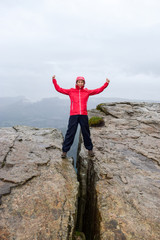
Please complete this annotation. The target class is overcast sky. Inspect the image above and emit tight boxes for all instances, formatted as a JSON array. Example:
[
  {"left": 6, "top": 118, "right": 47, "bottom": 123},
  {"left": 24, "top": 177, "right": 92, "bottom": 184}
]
[{"left": 0, "top": 0, "right": 160, "bottom": 101}]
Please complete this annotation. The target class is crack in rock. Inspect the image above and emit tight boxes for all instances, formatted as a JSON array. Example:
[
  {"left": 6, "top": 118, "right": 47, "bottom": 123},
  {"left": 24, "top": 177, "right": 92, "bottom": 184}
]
[{"left": 1, "top": 135, "right": 18, "bottom": 168}]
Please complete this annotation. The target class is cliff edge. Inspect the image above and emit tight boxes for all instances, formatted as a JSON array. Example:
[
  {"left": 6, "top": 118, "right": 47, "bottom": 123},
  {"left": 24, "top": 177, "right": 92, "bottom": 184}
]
[
  {"left": 1, "top": 102, "right": 160, "bottom": 240},
  {"left": 0, "top": 126, "right": 79, "bottom": 240},
  {"left": 77, "top": 102, "right": 160, "bottom": 240}
]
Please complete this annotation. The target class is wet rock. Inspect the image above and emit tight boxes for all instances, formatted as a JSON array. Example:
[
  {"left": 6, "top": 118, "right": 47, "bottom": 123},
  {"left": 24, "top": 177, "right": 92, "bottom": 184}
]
[
  {"left": 0, "top": 126, "right": 79, "bottom": 240},
  {"left": 77, "top": 102, "right": 160, "bottom": 240}
]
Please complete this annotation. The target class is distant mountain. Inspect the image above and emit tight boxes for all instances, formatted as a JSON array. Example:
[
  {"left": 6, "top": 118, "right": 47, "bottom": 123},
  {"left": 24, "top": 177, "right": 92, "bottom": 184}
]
[
  {"left": 0, "top": 96, "right": 159, "bottom": 129},
  {"left": 0, "top": 97, "right": 69, "bottom": 128}
]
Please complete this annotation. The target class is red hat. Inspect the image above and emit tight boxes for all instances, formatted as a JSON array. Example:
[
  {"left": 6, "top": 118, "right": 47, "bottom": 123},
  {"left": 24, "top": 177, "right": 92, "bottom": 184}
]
[{"left": 76, "top": 76, "right": 85, "bottom": 83}]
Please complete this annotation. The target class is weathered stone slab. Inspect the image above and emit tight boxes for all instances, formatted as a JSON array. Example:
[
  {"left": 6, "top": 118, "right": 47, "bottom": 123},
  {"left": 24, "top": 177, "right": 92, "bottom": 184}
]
[
  {"left": 78, "top": 102, "right": 160, "bottom": 240},
  {"left": 0, "top": 126, "right": 79, "bottom": 240}
]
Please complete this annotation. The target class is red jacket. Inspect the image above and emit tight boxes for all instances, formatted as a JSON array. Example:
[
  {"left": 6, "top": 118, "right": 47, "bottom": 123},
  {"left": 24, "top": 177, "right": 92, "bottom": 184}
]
[{"left": 52, "top": 79, "right": 109, "bottom": 115}]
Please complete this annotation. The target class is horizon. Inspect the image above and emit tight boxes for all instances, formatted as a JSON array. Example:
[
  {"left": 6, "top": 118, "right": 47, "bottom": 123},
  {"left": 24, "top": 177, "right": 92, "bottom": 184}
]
[{"left": 1, "top": 95, "right": 160, "bottom": 103}]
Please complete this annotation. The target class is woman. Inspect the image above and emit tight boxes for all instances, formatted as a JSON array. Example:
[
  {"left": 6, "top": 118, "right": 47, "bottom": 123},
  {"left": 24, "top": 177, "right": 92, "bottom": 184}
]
[{"left": 52, "top": 75, "right": 110, "bottom": 158}]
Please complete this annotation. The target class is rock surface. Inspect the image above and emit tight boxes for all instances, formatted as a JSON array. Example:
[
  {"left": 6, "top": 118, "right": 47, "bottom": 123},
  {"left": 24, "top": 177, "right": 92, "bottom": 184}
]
[
  {"left": 0, "top": 126, "right": 79, "bottom": 240},
  {"left": 77, "top": 102, "right": 160, "bottom": 240}
]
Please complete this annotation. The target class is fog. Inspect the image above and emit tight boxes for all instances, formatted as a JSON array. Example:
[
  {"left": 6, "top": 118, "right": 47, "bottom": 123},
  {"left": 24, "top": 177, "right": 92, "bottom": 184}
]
[{"left": 0, "top": 0, "right": 160, "bottom": 101}]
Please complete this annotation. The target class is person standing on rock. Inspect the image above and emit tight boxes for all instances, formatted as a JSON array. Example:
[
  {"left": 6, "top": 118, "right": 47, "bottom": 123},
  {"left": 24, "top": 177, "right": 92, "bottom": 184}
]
[{"left": 52, "top": 75, "right": 110, "bottom": 158}]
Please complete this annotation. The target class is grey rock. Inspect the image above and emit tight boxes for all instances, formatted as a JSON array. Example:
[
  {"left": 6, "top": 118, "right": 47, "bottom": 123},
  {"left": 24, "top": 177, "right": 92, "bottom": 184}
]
[
  {"left": 0, "top": 126, "right": 79, "bottom": 240},
  {"left": 77, "top": 102, "right": 160, "bottom": 240}
]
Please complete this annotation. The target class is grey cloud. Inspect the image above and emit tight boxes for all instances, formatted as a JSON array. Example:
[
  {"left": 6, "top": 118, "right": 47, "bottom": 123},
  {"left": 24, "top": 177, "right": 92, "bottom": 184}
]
[{"left": 0, "top": 0, "right": 160, "bottom": 101}]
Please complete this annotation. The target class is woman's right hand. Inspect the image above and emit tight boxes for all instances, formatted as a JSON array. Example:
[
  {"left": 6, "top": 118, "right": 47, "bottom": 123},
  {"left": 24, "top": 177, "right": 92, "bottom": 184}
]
[{"left": 52, "top": 75, "right": 56, "bottom": 80}]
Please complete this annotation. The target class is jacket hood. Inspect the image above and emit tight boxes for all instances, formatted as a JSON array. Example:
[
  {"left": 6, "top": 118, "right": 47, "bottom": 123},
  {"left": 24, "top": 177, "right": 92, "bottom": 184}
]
[
  {"left": 76, "top": 76, "right": 85, "bottom": 84},
  {"left": 76, "top": 76, "right": 85, "bottom": 89}
]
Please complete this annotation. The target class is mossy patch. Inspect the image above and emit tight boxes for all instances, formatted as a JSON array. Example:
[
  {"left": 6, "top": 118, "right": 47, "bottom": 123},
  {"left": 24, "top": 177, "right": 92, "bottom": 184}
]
[
  {"left": 96, "top": 103, "right": 105, "bottom": 112},
  {"left": 89, "top": 116, "right": 104, "bottom": 127},
  {"left": 73, "top": 231, "right": 86, "bottom": 240}
]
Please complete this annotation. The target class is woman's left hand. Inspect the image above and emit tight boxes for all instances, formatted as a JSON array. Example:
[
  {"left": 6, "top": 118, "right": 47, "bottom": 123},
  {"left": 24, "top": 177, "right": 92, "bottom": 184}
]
[{"left": 106, "top": 78, "right": 110, "bottom": 83}]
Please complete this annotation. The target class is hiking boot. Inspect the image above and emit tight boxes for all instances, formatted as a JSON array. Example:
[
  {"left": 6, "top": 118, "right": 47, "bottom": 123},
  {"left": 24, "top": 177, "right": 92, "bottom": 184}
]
[
  {"left": 88, "top": 150, "right": 95, "bottom": 157},
  {"left": 61, "top": 152, "right": 67, "bottom": 158}
]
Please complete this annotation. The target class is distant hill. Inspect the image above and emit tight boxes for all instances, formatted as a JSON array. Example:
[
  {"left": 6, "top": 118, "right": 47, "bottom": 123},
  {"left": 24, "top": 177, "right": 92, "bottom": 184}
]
[
  {"left": 0, "top": 96, "right": 159, "bottom": 129},
  {"left": 0, "top": 97, "right": 69, "bottom": 129}
]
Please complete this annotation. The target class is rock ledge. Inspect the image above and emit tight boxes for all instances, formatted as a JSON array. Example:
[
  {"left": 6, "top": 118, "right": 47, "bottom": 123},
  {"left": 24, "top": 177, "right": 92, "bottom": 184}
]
[
  {"left": 0, "top": 126, "right": 79, "bottom": 240},
  {"left": 77, "top": 102, "right": 160, "bottom": 240}
]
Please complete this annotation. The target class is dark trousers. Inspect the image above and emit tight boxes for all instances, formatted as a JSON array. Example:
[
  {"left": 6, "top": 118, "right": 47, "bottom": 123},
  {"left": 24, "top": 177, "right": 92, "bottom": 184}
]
[{"left": 62, "top": 115, "right": 93, "bottom": 152}]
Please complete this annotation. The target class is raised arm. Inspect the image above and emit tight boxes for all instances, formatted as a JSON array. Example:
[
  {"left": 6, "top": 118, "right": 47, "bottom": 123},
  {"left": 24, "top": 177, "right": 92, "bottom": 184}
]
[
  {"left": 87, "top": 78, "right": 110, "bottom": 96},
  {"left": 52, "top": 75, "right": 70, "bottom": 95}
]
